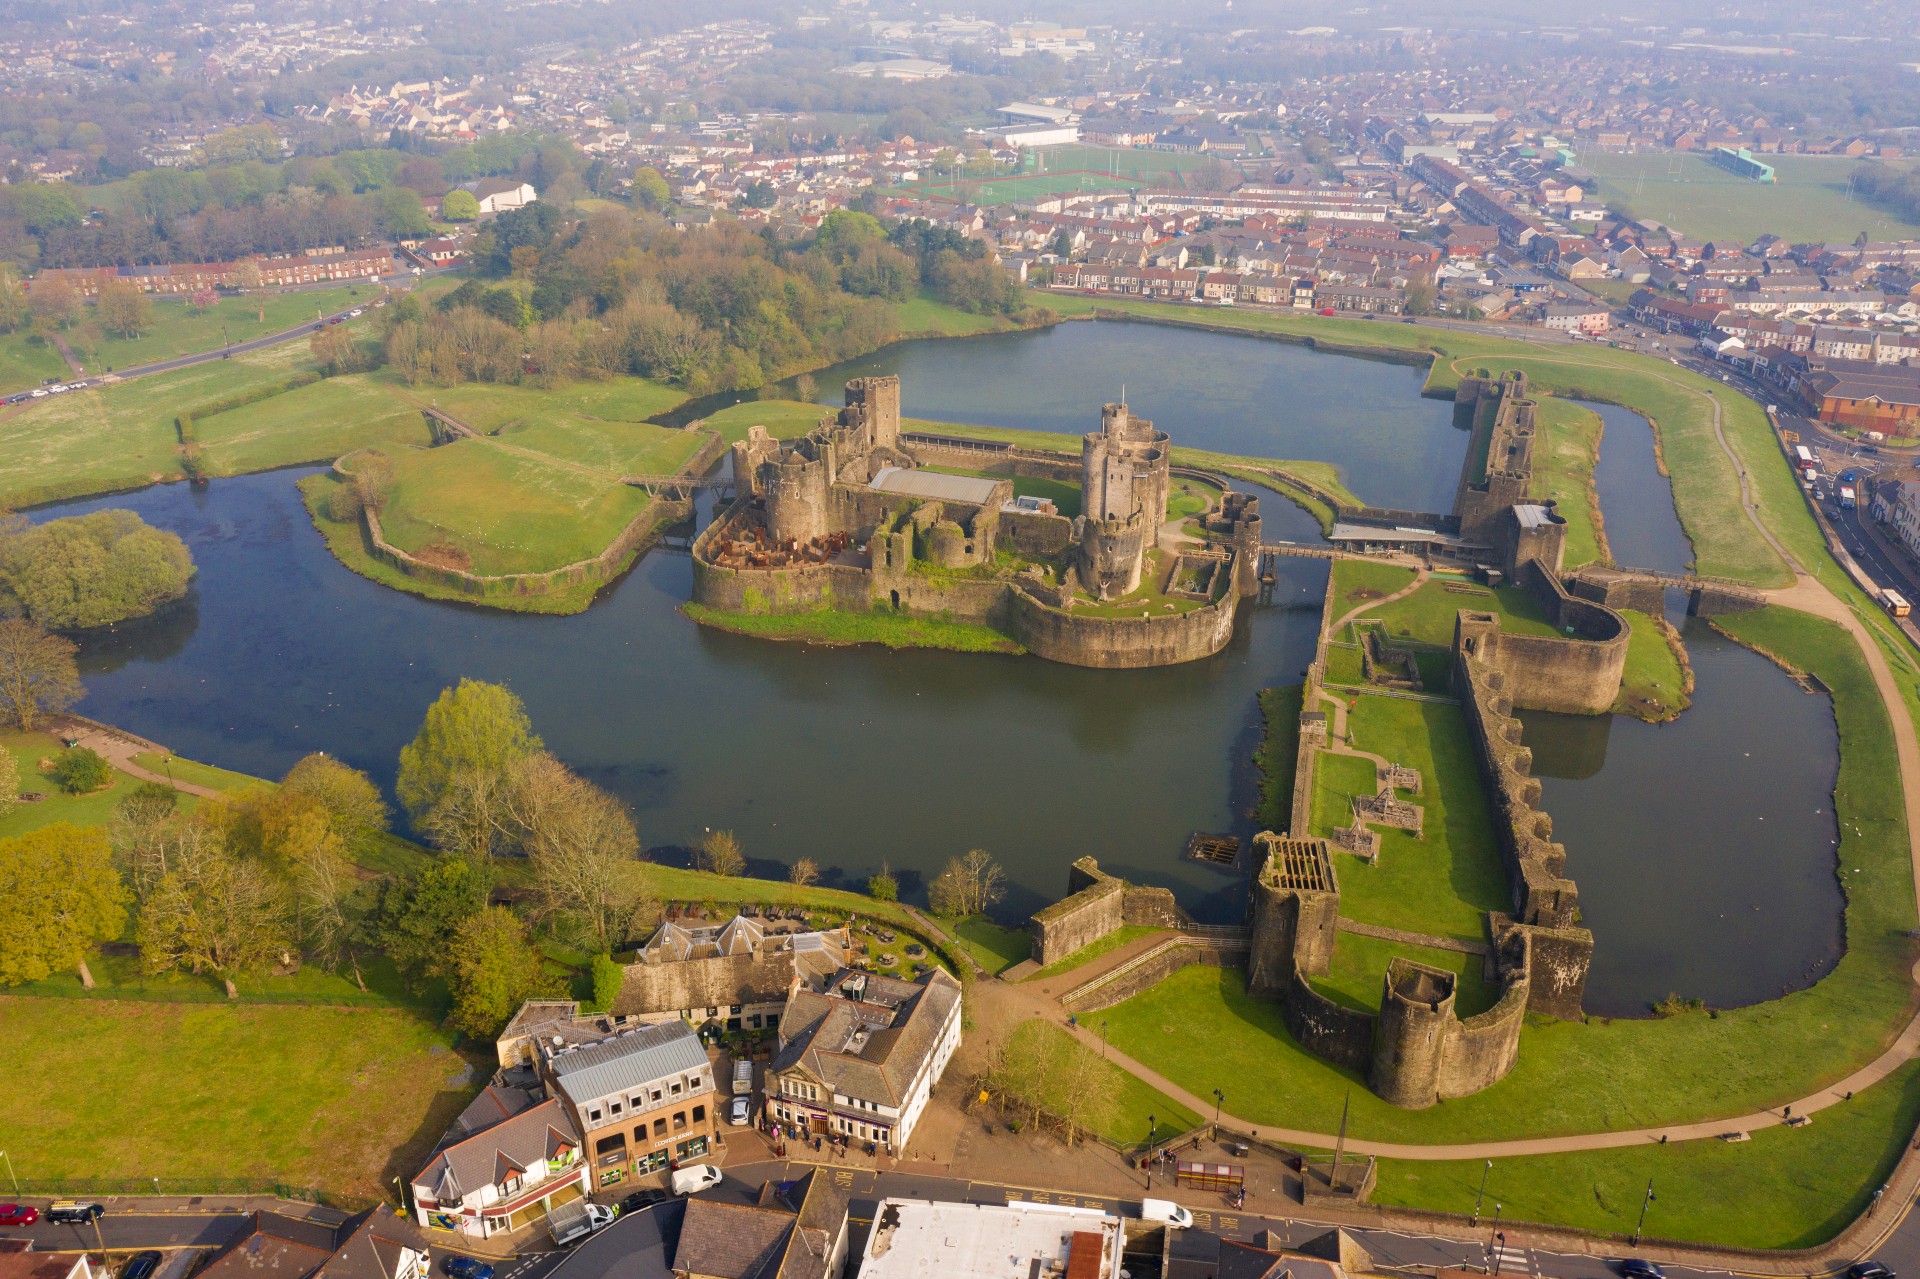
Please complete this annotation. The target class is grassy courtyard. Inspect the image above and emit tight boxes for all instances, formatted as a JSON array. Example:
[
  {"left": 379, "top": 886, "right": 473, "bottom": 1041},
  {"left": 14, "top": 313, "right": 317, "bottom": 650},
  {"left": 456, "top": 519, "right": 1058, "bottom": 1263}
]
[
  {"left": 1311, "top": 931, "right": 1498, "bottom": 1019},
  {"left": 1530, "top": 398, "right": 1606, "bottom": 569}
]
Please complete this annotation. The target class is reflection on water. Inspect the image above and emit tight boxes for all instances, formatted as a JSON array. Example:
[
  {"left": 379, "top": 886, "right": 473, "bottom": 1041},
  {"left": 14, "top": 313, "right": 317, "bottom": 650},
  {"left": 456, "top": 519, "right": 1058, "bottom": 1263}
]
[{"left": 1520, "top": 624, "right": 1843, "bottom": 1015}]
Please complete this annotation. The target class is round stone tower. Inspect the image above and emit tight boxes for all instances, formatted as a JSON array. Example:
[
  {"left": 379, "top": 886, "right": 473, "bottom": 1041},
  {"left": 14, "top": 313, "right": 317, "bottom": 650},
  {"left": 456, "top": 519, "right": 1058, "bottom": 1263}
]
[
  {"left": 1371, "top": 958, "right": 1457, "bottom": 1109},
  {"left": 766, "top": 451, "right": 831, "bottom": 545},
  {"left": 1078, "top": 508, "right": 1149, "bottom": 599}
]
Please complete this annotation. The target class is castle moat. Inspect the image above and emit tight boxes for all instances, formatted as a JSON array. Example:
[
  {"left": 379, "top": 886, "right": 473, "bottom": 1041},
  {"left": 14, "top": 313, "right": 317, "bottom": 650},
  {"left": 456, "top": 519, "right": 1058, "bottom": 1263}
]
[{"left": 38, "top": 324, "right": 1845, "bottom": 1015}]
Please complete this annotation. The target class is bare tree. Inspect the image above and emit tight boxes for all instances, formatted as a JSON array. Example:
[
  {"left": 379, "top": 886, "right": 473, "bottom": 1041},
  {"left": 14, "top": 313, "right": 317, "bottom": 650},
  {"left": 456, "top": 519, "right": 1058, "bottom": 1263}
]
[
  {"left": 512, "top": 754, "right": 655, "bottom": 951},
  {"left": 0, "top": 618, "right": 84, "bottom": 731},
  {"left": 419, "top": 767, "right": 518, "bottom": 860},
  {"left": 928, "top": 848, "right": 1006, "bottom": 918},
  {"left": 789, "top": 858, "right": 820, "bottom": 890},
  {"left": 297, "top": 845, "right": 367, "bottom": 987},
  {"left": 699, "top": 829, "right": 746, "bottom": 878}
]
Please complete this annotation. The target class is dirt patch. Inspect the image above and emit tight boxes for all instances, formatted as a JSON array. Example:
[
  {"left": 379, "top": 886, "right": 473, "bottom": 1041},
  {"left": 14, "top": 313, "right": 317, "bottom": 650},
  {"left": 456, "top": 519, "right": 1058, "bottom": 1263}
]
[
  {"left": 1344, "top": 587, "right": 1385, "bottom": 603},
  {"left": 413, "top": 541, "right": 473, "bottom": 572}
]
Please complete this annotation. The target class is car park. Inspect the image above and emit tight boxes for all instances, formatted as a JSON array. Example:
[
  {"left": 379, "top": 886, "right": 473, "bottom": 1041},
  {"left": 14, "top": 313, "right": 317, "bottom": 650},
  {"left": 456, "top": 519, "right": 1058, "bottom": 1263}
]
[
  {"left": 443, "top": 1256, "right": 494, "bottom": 1279},
  {"left": 121, "top": 1252, "right": 162, "bottom": 1279},
  {"left": 0, "top": 1204, "right": 39, "bottom": 1225}
]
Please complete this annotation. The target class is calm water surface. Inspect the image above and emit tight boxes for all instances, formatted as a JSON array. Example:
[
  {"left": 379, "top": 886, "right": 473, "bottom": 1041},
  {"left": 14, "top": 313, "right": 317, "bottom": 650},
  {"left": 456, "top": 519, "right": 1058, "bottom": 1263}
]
[{"left": 38, "top": 324, "right": 1846, "bottom": 1012}]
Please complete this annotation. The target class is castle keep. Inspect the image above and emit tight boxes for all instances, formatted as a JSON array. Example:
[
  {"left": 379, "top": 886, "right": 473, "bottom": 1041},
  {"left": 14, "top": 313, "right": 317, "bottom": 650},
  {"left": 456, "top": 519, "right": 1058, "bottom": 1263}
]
[{"left": 690, "top": 375, "right": 1265, "bottom": 669}]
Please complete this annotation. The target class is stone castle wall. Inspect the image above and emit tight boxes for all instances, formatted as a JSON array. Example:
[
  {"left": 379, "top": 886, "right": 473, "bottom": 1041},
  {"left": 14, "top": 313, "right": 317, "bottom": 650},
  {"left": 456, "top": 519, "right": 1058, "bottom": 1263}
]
[
  {"left": 1005, "top": 583, "right": 1241, "bottom": 669},
  {"left": 1028, "top": 857, "right": 1189, "bottom": 966}
]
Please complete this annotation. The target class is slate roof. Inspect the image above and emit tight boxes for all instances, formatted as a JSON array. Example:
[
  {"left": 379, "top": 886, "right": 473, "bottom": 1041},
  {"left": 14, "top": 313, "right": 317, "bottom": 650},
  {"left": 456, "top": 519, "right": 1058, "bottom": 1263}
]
[
  {"left": 456, "top": 1083, "right": 538, "bottom": 1137},
  {"left": 772, "top": 969, "right": 963, "bottom": 1107},
  {"left": 869, "top": 466, "right": 1004, "bottom": 506},
  {"left": 1808, "top": 367, "right": 1920, "bottom": 409},
  {"left": 412, "top": 1098, "right": 579, "bottom": 1202},
  {"left": 314, "top": 1218, "right": 428, "bottom": 1279},
  {"left": 672, "top": 1201, "right": 794, "bottom": 1279},
  {"left": 548, "top": 1021, "right": 707, "bottom": 1107},
  {"left": 197, "top": 1213, "right": 346, "bottom": 1279},
  {"left": 613, "top": 922, "right": 848, "bottom": 1020}
]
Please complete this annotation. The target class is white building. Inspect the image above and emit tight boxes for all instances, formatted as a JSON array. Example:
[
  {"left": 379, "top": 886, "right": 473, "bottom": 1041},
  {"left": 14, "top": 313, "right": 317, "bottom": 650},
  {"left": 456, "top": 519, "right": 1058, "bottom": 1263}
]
[
  {"left": 463, "top": 178, "right": 538, "bottom": 214},
  {"left": 767, "top": 968, "right": 962, "bottom": 1154},
  {"left": 1874, "top": 479, "right": 1920, "bottom": 564},
  {"left": 855, "top": 1200, "right": 1123, "bottom": 1279},
  {"left": 409, "top": 1097, "right": 589, "bottom": 1239}
]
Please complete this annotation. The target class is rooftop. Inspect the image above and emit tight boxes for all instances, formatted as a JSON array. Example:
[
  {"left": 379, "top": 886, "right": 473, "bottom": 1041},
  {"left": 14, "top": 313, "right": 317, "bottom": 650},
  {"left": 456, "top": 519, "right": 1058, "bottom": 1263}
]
[
  {"left": 857, "top": 1199, "right": 1121, "bottom": 1279},
  {"left": 549, "top": 1020, "right": 709, "bottom": 1105},
  {"left": 869, "top": 467, "right": 1004, "bottom": 506}
]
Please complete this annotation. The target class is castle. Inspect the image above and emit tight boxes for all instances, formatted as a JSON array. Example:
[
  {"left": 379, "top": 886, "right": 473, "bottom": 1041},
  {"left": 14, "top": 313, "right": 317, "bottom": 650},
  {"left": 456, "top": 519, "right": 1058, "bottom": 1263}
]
[
  {"left": 1026, "top": 371, "right": 1762, "bottom": 1108},
  {"left": 690, "top": 375, "right": 1267, "bottom": 668}
]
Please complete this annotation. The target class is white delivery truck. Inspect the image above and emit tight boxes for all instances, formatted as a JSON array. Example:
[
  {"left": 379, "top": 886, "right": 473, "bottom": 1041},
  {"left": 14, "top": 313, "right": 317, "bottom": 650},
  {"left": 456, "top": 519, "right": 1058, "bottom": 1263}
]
[
  {"left": 733, "top": 1060, "right": 753, "bottom": 1095},
  {"left": 547, "top": 1200, "right": 618, "bottom": 1247},
  {"left": 672, "top": 1164, "right": 725, "bottom": 1196},
  {"left": 1140, "top": 1199, "right": 1194, "bottom": 1229}
]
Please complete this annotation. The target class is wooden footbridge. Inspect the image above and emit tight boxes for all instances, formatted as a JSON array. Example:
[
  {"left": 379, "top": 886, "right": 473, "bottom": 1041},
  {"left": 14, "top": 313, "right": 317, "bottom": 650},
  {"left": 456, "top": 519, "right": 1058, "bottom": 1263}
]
[{"left": 620, "top": 472, "right": 736, "bottom": 500}]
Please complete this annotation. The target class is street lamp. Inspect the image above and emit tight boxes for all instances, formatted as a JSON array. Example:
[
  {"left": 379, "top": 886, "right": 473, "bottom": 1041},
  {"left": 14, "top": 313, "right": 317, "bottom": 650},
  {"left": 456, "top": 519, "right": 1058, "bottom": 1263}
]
[
  {"left": 1472, "top": 1158, "right": 1490, "bottom": 1226},
  {"left": 1212, "top": 1089, "right": 1224, "bottom": 1140},
  {"left": 1489, "top": 1204, "right": 1503, "bottom": 1276},
  {"left": 1631, "top": 1177, "right": 1655, "bottom": 1246}
]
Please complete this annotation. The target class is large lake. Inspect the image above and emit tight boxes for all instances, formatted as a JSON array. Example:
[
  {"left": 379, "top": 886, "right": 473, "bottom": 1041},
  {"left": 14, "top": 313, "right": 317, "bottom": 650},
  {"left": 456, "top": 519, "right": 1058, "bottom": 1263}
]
[{"left": 42, "top": 322, "right": 1844, "bottom": 1011}]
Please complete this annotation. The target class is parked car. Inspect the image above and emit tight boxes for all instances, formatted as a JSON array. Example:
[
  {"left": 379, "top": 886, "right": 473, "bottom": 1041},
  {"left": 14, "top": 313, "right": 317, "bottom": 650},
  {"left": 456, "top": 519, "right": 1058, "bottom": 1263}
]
[
  {"left": 0, "top": 1204, "right": 39, "bottom": 1226},
  {"left": 1618, "top": 1261, "right": 1665, "bottom": 1279},
  {"left": 348, "top": 309, "right": 364, "bottom": 317},
  {"left": 443, "top": 1256, "right": 494, "bottom": 1279},
  {"left": 671, "top": 1164, "right": 723, "bottom": 1196},
  {"left": 121, "top": 1251, "right": 162, "bottom": 1279},
  {"left": 729, "top": 1095, "right": 752, "bottom": 1126},
  {"left": 47, "top": 1201, "right": 105, "bottom": 1224},
  {"left": 619, "top": 1189, "right": 670, "bottom": 1215},
  {"left": 1849, "top": 1264, "right": 1895, "bottom": 1279}
]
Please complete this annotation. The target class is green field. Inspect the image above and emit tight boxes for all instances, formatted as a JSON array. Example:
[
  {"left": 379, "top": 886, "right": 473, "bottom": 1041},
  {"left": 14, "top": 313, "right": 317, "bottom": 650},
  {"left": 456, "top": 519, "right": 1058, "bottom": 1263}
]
[
  {"left": 1312, "top": 931, "right": 1498, "bottom": 1018},
  {"left": 1, "top": 995, "right": 475, "bottom": 1200},
  {"left": 1617, "top": 609, "right": 1690, "bottom": 720},
  {"left": 1005, "top": 1020, "right": 1202, "bottom": 1146},
  {"left": 1531, "top": 398, "right": 1605, "bottom": 568},
  {"left": 0, "top": 287, "right": 380, "bottom": 396},
  {"left": 905, "top": 145, "right": 1228, "bottom": 206},
  {"left": 1578, "top": 152, "right": 1920, "bottom": 246},
  {"left": 950, "top": 916, "right": 1035, "bottom": 975}
]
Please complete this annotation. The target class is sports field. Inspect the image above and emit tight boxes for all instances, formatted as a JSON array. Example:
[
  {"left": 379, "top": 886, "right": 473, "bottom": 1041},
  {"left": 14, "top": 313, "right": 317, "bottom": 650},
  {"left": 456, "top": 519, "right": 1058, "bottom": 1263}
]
[
  {"left": 907, "top": 144, "right": 1228, "bottom": 206},
  {"left": 1579, "top": 151, "right": 1920, "bottom": 245}
]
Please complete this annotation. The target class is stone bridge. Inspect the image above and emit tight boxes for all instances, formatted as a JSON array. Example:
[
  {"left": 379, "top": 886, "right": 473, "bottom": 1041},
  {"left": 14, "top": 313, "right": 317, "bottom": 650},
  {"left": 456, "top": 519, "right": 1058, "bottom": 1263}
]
[{"left": 1566, "top": 563, "right": 1767, "bottom": 619}]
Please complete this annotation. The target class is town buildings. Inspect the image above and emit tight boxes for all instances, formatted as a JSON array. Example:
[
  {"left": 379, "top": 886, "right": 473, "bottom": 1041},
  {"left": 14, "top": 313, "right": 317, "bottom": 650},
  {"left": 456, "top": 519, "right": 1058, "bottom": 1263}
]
[
  {"left": 544, "top": 1019, "right": 720, "bottom": 1180},
  {"left": 766, "top": 968, "right": 963, "bottom": 1153},
  {"left": 409, "top": 1098, "right": 589, "bottom": 1239}
]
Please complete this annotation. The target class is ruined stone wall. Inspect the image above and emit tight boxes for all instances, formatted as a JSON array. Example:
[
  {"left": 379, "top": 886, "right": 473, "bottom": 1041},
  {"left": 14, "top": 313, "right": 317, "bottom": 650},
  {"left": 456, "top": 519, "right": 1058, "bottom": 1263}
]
[
  {"left": 1507, "top": 918, "right": 1594, "bottom": 1021},
  {"left": 1463, "top": 562, "right": 1629, "bottom": 716},
  {"left": 904, "top": 439, "right": 1081, "bottom": 485},
  {"left": 1122, "top": 885, "right": 1185, "bottom": 929},
  {"left": 999, "top": 508, "right": 1075, "bottom": 558},
  {"left": 1281, "top": 974, "right": 1375, "bottom": 1075},
  {"left": 1029, "top": 858, "right": 1126, "bottom": 966},
  {"left": 1006, "top": 581, "right": 1240, "bottom": 669},
  {"left": 1566, "top": 569, "right": 1667, "bottom": 617},
  {"left": 1062, "top": 942, "right": 1244, "bottom": 1013}
]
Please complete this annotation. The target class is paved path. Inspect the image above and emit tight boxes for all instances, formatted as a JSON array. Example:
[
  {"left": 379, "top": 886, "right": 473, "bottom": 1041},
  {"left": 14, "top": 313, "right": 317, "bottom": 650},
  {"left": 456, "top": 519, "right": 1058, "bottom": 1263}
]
[{"left": 48, "top": 716, "right": 221, "bottom": 799}]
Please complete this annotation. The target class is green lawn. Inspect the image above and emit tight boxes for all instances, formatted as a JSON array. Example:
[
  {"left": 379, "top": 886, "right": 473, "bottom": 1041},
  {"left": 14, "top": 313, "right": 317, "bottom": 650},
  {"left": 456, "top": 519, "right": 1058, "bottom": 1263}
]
[
  {"left": 1310, "top": 695, "right": 1510, "bottom": 943},
  {"left": 427, "top": 377, "right": 686, "bottom": 433},
  {"left": 1006, "top": 1020, "right": 1203, "bottom": 1146},
  {"left": 1104, "top": 603, "right": 1914, "bottom": 1147},
  {"left": 0, "top": 995, "right": 476, "bottom": 1200},
  {"left": 892, "top": 291, "right": 1014, "bottom": 336},
  {"left": 0, "top": 288, "right": 379, "bottom": 395},
  {"left": 1257, "top": 685, "right": 1304, "bottom": 831},
  {"left": 1311, "top": 932, "right": 1498, "bottom": 1018},
  {"left": 951, "top": 916, "right": 1034, "bottom": 975},
  {"left": 683, "top": 602, "right": 1024, "bottom": 655},
  {"left": 1329, "top": 560, "right": 1418, "bottom": 614},
  {"left": 698, "top": 398, "right": 834, "bottom": 444},
  {"left": 1363, "top": 575, "right": 1561, "bottom": 647},
  {"left": 375, "top": 436, "right": 655, "bottom": 576},
  {"left": 193, "top": 371, "right": 430, "bottom": 477},
  {"left": 1578, "top": 152, "right": 1920, "bottom": 245},
  {"left": 1616, "top": 609, "right": 1690, "bottom": 721},
  {"left": 926, "top": 466, "right": 1084, "bottom": 517},
  {"left": 1374, "top": 1057, "right": 1920, "bottom": 1249},
  {"left": 1, "top": 731, "right": 160, "bottom": 839},
  {"left": 1531, "top": 398, "right": 1605, "bottom": 568}
]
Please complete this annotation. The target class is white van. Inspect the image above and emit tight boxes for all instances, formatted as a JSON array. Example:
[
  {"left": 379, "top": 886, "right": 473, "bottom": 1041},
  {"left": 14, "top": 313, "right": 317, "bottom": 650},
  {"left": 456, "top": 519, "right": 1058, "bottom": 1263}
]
[
  {"left": 671, "top": 1164, "right": 724, "bottom": 1196},
  {"left": 733, "top": 1060, "right": 753, "bottom": 1095},
  {"left": 1141, "top": 1198, "right": 1193, "bottom": 1229}
]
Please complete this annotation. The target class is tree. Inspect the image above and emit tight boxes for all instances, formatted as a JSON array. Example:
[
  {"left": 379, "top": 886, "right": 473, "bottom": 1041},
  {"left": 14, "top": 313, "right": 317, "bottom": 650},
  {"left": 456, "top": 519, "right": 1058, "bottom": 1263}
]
[
  {"left": 699, "top": 829, "right": 745, "bottom": 877},
  {"left": 29, "top": 275, "right": 79, "bottom": 330},
  {"left": 376, "top": 186, "right": 432, "bottom": 239},
  {"left": 928, "top": 849, "right": 1005, "bottom": 917},
  {"left": 0, "top": 745, "right": 18, "bottom": 819},
  {"left": 0, "top": 823, "right": 128, "bottom": 988},
  {"left": 96, "top": 278, "right": 152, "bottom": 338},
  {"left": 1404, "top": 280, "right": 1435, "bottom": 316},
  {"left": 443, "top": 189, "right": 480, "bottom": 222},
  {"left": 789, "top": 858, "right": 820, "bottom": 890},
  {"left": 109, "top": 782, "right": 182, "bottom": 897},
  {"left": 0, "top": 266, "right": 28, "bottom": 333},
  {"left": 867, "top": 863, "right": 898, "bottom": 902},
  {"left": 296, "top": 843, "right": 367, "bottom": 984},
  {"left": 375, "top": 855, "right": 492, "bottom": 991},
  {"left": 49, "top": 746, "right": 111, "bottom": 794},
  {"left": 0, "top": 618, "right": 83, "bottom": 730},
  {"left": 447, "top": 906, "right": 557, "bottom": 1038},
  {"left": 511, "top": 754, "right": 654, "bottom": 951},
  {"left": 136, "top": 835, "right": 289, "bottom": 994},
  {"left": 630, "top": 168, "right": 669, "bottom": 210},
  {"left": 280, "top": 753, "right": 389, "bottom": 852},
  {"left": 229, "top": 260, "right": 265, "bottom": 323},
  {"left": 587, "top": 952, "right": 624, "bottom": 1011},
  {"left": 0, "top": 508, "right": 196, "bottom": 630},
  {"left": 397, "top": 678, "right": 543, "bottom": 853}
]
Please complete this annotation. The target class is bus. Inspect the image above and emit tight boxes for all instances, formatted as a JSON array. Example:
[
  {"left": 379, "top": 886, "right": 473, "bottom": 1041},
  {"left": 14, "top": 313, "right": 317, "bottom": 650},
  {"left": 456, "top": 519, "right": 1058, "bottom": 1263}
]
[
  {"left": 1795, "top": 445, "right": 1816, "bottom": 469},
  {"left": 1885, "top": 590, "right": 1911, "bottom": 619}
]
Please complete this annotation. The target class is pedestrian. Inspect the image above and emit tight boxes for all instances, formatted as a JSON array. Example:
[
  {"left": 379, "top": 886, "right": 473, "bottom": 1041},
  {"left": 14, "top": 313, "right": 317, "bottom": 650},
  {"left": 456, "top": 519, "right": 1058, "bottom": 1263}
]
[
  {"left": 1784, "top": 1104, "right": 1792, "bottom": 1120},
  {"left": 1846, "top": 1091, "right": 1854, "bottom": 1101}
]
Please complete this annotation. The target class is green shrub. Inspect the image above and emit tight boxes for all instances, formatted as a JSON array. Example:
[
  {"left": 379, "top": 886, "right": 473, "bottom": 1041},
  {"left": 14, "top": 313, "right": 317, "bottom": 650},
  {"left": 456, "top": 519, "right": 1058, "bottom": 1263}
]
[
  {"left": 51, "top": 747, "right": 113, "bottom": 794},
  {"left": 867, "top": 865, "right": 899, "bottom": 901},
  {"left": 587, "top": 953, "right": 624, "bottom": 1011},
  {"left": 0, "top": 508, "right": 196, "bottom": 630}
]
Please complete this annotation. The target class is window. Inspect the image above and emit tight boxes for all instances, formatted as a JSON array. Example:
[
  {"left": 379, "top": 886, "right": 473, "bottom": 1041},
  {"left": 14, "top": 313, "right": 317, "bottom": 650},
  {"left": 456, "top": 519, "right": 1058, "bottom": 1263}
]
[
  {"left": 729, "top": 1005, "right": 742, "bottom": 1015},
  {"left": 673, "top": 1112, "right": 687, "bottom": 1131},
  {"left": 692, "top": 1104, "right": 706, "bottom": 1123},
  {"left": 653, "top": 1119, "right": 668, "bottom": 1138},
  {"left": 670, "top": 1081, "right": 682, "bottom": 1095},
  {"left": 587, "top": 1108, "right": 603, "bottom": 1123},
  {"left": 650, "top": 1089, "right": 662, "bottom": 1102},
  {"left": 500, "top": 1175, "right": 522, "bottom": 1196},
  {"left": 609, "top": 1101, "right": 623, "bottom": 1116}
]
